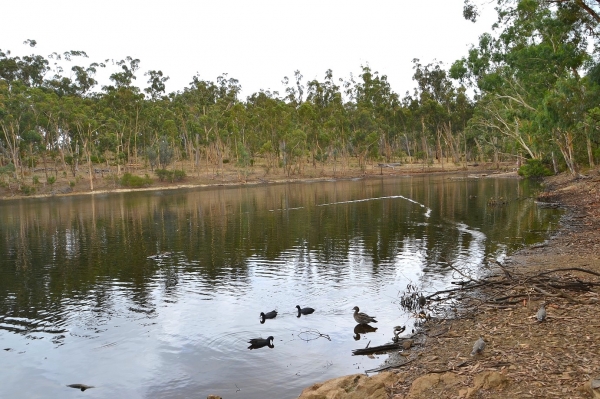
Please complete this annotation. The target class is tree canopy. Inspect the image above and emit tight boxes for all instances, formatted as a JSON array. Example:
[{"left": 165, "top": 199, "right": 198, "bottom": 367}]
[{"left": 1, "top": 3, "right": 599, "bottom": 194}]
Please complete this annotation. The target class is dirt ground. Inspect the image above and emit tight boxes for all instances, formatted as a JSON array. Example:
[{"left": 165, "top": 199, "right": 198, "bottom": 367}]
[{"left": 299, "top": 168, "right": 600, "bottom": 399}]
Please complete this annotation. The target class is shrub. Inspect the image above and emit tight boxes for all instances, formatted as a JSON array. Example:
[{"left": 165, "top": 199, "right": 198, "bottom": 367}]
[
  {"left": 158, "top": 137, "right": 174, "bottom": 168},
  {"left": 21, "top": 184, "right": 36, "bottom": 195},
  {"left": 518, "top": 159, "right": 553, "bottom": 178},
  {"left": 0, "top": 163, "right": 15, "bottom": 174},
  {"left": 155, "top": 169, "right": 173, "bottom": 182},
  {"left": 90, "top": 155, "right": 106, "bottom": 163},
  {"left": 173, "top": 169, "right": 186, "bottom": 181},
  {"left": 155, "top": 169, "right": 185, "bottom": 182},
  {"left": 119, "top": 173, "right": 152, "bottom": 187},
  {"left": 47, "top": 176, "right": 56, "bottom": 187}
]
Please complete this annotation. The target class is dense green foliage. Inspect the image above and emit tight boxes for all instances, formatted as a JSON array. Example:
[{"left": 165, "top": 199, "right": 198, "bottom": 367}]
[
  {"left": 155, "top": 169, "right": 186, "bottom": 182},
  {"left": 457, "top": 0, "right": 600, "bottom": 173},
  {"left": 518, "top": 159, "right": 553, "bottom": 178},
  {"left": 1, "top": 1, "right": 599, "bottom": 191},
  {"left": 119, "top": 173, "right": 152, "bottom": 187}
]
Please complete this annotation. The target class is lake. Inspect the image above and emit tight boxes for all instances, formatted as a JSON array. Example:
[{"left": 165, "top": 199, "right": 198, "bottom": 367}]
[{"left": 0, "top": 174, "right": 562, "bottom": 398}]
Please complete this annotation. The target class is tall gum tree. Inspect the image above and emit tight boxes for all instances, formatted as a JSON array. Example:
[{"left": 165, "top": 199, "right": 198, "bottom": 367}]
[{"left": 456, "top": 0, "right": 599, "bottom": 173}]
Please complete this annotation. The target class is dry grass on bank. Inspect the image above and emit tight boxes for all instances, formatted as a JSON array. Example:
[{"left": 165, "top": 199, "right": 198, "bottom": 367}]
[{"left": 0, "top": 159, "right": 516, "bottom": 200}]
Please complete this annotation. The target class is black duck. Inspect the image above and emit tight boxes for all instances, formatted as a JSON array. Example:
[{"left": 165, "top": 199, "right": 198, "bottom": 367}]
[
  {"left": 296, "top": 305, "right": 315, "bottom": 315},
  {"left": 260, "top": 310, "right": 278, "bottom": 320},
  {"left": 247, "top": 336, "right": 274, "bottom": 350}
]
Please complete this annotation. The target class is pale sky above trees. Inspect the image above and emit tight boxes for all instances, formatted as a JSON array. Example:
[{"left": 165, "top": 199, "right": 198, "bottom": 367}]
[{"left": 3, "top": 0, "right": 496, "bottom": 98}]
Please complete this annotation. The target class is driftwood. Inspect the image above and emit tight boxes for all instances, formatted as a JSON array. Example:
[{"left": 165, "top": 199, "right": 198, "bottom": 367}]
[
  {"left": 352, "top": 342, "right": 402, "bottom": 356},
  {"left": 422, "top": 263, "right": 600, "bottom": 315}
]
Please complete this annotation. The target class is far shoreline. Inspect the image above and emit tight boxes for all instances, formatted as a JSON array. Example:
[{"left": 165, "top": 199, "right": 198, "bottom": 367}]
[{"left": 0, "top": 162, "right": 521, "bottom": 202}]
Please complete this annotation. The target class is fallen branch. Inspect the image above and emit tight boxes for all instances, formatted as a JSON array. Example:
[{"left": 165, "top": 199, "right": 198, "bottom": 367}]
[{"left": 352, "top": 342, "right": 402, "bottom": 355}]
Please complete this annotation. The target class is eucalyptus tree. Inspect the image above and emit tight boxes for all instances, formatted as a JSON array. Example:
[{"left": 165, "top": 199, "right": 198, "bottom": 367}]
[
  {"left": 71, "top": 97, "right": 105, "bottom": 190},
  {"left": 348, "top": 66, "right": 400, "bottom": 168},
  {"left": 0, "top": 80, "right": 33, "bottom": 180},
  {"left": 176, "top": 76, "right": 219, "bottom": 172},
  {"left": 306, "top": 69, "right": 347, "bottom": 172},
  {"left": 455, "top": 0, "right": 599, "bottom": 173},
  {"left": 139, "top": 69, "right": 174, "bottom": 171},
  {"left": 282, "top": 70, "right": 305, "bottom": 106},
  {"left": 411, "top": 59, "right": 465, "bottom": 166},
  {"left": 213, "top": 74, "right": 242, "bottom": 173},
  {"left": 0, "top": 44, "right": 52, "bottom": 180},
  {"left": 397, "top": 94, "right": 422, "bottom": 163},
  {"left": 144, "top": 70, "right": 169, "bottom": 101},
  {"left": 229, "top": 102, "right": 251, "bottom": 176},
  {"left": 245, "top": 90, "right": 291, "bottom": 174},
  {"left": 176, "top": 74, "right": 241, "bottom": 175},
  {"left": 101, "top": 57, "right": 144, "bottom": 171}
]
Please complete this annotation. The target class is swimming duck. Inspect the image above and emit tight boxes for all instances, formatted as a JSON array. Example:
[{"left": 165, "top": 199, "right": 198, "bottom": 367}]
[
  {"left": 296, "top": 305, "right": 315, "bottom": 315},
  {"left": 260, "top": 310, "right": 278, "bottom": 320},
  {"left": 247, "top": 336, "right": 274, "bottom": 350},
  {"left": 352, "top": 306, "right": 377, "bottom": 324}
]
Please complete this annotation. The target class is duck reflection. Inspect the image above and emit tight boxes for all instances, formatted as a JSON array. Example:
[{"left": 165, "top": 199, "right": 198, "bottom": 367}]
[
  {"left": 247, "top": 336, "right": 275, "bottom": 350},
  {"left": 353, "top": 323, "right": 378, "bottom": 340}
]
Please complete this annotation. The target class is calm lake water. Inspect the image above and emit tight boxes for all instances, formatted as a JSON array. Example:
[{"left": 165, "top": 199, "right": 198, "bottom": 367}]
[{"left": 0, "top": 174, "right": 562, "bottom": 399}]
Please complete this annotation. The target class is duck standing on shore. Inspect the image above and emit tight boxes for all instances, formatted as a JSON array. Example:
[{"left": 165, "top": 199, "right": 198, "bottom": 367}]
[
  {"left": 470, "top": 336, "right": 486, "bottom": 356},
  {"left": 352, "top": 306, "right": 377, "bottom": 324},
  {"left": 536, "top": 304, "right": 547, "bottom": 322}
]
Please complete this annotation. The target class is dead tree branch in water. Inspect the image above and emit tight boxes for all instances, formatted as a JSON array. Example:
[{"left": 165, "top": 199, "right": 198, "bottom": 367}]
[{"left": 423, "top": 264, "right": 600, "bottom": 315}]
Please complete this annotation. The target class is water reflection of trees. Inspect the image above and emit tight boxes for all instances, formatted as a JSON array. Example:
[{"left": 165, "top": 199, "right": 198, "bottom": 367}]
[{"left": 0, "top": 177, "right": 561, "bottom": 333}]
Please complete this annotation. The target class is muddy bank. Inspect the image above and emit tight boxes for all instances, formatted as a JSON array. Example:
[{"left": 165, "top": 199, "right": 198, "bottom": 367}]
[{"left": 298, "top": 169, "right": 600, "bottom": 399}]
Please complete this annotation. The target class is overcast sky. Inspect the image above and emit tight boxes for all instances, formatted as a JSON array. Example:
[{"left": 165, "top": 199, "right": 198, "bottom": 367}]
[{"left": 2, "top": 0, "right": 496, "bottom": 98}]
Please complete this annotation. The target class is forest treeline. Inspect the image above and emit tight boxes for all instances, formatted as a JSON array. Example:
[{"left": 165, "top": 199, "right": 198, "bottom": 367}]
[{"left": 1, "top": 0, "right": 599, "bottom": 192}]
